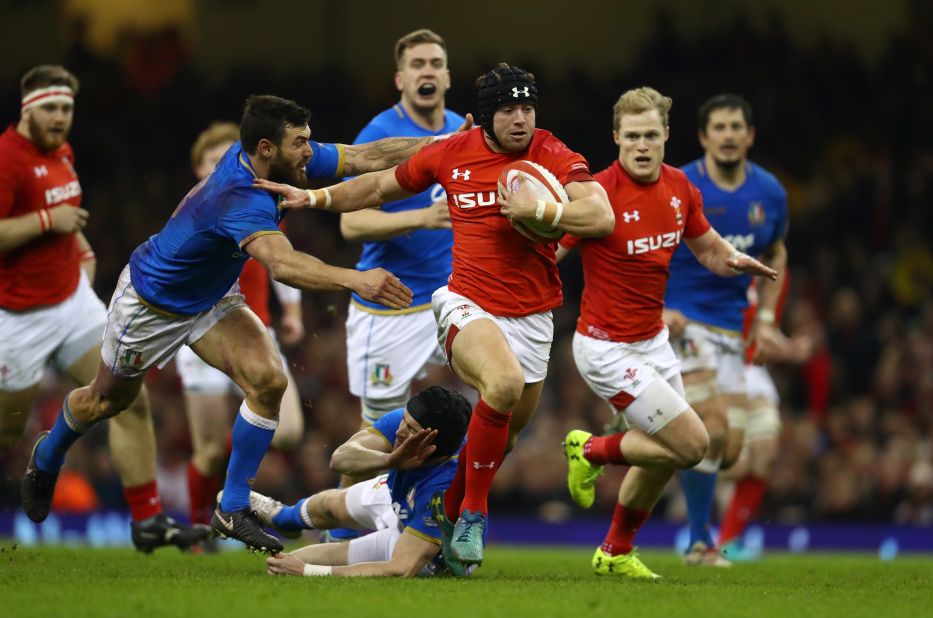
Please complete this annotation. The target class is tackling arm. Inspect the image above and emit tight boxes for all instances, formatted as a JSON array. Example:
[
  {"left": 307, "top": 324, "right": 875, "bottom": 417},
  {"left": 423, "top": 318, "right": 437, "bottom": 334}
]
[
  {"left": 253, "top": 168, "right": 414, "bottom": 213},
  {"left": 245, "top": 233, "right": 413, "bottom": 310}
]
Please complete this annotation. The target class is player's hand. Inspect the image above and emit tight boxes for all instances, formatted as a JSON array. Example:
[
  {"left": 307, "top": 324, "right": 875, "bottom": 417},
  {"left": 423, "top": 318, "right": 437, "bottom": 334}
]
[
  {"left": 277, "top": 313, "right": 305, "bottom": 347},
  {"left": 387, "top": 428, "right": 438, "bottom": 470},
  {"left": 497, "top": 175, "right": 538, "bottom": 221},
  {"left": 455, "top": 113, "right": 474, "bottom": 133},
  {"left": 749, "top": 322, "right": 788, "bottom": 365},
  {"left": 266, "top": 553, "right": 307, "bottom": 577},
  {"left": 727, "top": 252, "right": 778, "bottom": 280},
  {"left": 662, "top": 308, "right": 688, "bottom": 338},
  {"left": 352, "top": 268, "right": 413, "bottom": 310},
  {"left": 253, "top": 178, "right": 309, "bottom": 209},
  {"left": 48, "top": 204, "right": 89, "bottom": 234},
  {"left": 418, "top": 200, "right": 452, "bottom": 230}
]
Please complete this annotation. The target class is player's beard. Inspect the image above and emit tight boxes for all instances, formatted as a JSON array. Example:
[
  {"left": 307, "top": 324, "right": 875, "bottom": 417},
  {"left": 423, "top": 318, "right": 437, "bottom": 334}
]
[
  {"left": 28, "top": 116, "right": 67, "bottom": 151},
  {"left": 711, "top": 156, "right": 742, "bottom": 172},
  {"left": 268, "top": 154, "right": 307, "bottom": 187}
]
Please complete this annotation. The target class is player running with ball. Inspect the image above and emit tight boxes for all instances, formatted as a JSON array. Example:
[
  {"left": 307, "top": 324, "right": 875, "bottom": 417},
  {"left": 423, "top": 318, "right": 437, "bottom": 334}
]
[{"left": 255, "top": 63, "right": 614, "bottom": 570}]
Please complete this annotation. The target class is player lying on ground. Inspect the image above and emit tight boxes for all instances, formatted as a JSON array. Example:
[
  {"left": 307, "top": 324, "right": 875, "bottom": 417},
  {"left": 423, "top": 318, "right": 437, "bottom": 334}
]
[{"left": 248, "top": 386, "right": 472, "bottom": 577}]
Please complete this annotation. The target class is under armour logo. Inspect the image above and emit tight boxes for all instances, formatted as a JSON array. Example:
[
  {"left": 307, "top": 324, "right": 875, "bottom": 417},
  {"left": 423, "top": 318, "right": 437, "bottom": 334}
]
[
  {"left": 34, "top": 165, "right": 48, "bottom": 178},
  {"left": 646, "top": 409, "right": 665, "bottom": 423},
  {"left": 511, "top": 86, "right": 530, "bottom": 98},
  {"left": 451, "top": 168, "right": 471, "bottom": 181},
  {"left": 622, "top": 211, "right": 640, "bottom": 223},
  {"left": 473, "top": 461, "right": 496, "bottom": 470}
]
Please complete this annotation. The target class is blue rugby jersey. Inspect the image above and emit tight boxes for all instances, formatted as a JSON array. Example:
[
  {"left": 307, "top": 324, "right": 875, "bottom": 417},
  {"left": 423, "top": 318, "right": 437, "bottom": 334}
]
[
  {"left": 349, "top": 104, "right": 465, "bottom": 313},
  {"left": 129, "top": 141, "right": 341, "bottom": 315},
  {"left": 369, "top": 407, "right": 460, "bottom": 544},
  {"left": 665, "top": 159, "right": 787, "bottom": 332}
]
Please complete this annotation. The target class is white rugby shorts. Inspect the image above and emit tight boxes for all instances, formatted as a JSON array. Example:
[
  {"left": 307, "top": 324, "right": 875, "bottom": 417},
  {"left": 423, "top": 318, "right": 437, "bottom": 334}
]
[
  {"left": 101, "top": 265, "right": 245, "bottom": 378},
  {"left": 432, "top": 286, "right": 553, "bottom": 383},
  {"left": 345, "top": 302, "right": 446, "bottom": 403},
  {"left": 0, "top": 272, "right": 107, "bottom": 391},
  {"left": 572, "top": 328, "right": 688, "bottom": 435},
  {"left": 344, "top": 474, "right": 399, "bottom": 531},
  {"left": 744, "top": 364, "right": 781, "bottom": 439},
  {"left": 671, "top": 322, "right": 746, "bottom": 395}
]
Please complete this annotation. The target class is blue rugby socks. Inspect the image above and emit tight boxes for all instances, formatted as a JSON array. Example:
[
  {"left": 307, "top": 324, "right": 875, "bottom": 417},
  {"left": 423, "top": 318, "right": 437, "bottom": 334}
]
[
  {"left": 681, "top": 460, "right": 720, "bottom": 547},
  {"left": 219, "top": 401, "right": 277, "bottom": 513},
  {"left": 35, "top": 393, "right": 95, "bottom": 474}
]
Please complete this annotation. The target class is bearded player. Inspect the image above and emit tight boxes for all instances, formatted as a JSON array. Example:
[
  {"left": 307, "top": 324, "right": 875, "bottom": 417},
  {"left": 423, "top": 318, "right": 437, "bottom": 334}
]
[
  {"left": 0, "top": 65, "right": 208, "bottom": 552},
  {"left": 556, "top": 87, "right": 776, "bottom": 579},
  {"left": 19, "top": 93, "right": 469, "bottom": 553},
  {"left": 255, "top": 63, "right": 614, "bottom": 568},
  {"left": 176, "top": 122, "right": 306, "bottom": 532},
  {"left": 664, "top": 94, "right": 789, "bottom": 565}
]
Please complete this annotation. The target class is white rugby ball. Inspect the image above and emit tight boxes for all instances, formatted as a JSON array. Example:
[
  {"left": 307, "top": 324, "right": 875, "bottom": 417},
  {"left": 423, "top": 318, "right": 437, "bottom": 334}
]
[{"left": 497, "top": 160, "right": 569, "bottom": 243}]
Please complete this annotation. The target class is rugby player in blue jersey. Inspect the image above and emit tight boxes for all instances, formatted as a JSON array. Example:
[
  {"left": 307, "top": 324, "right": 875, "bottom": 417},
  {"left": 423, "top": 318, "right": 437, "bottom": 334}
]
[
  {"left": 247, "top": 386, "right": 471, "bottom": 577},
  {"left": 20, "top": 95, "right": 469, "bottom": 553},
  {"left": 327, "top": 29, "right": 465, "bottom": 544},
  {"left": 664, "top": 94, "right": 789, "bottom": 566}
]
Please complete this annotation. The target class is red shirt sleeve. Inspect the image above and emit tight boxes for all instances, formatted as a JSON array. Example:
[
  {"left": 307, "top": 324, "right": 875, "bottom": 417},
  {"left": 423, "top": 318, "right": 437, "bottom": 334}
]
[
  {"left": 0, "top": 156, "right": 19, "bottom": 219},
  {"left": 540, "top": 134, "right": 595, "bottom": 185},
  {"left": 558, "top": 233, "right": 581, "bottom": 251},
  {"left": 683, "top": 181, "right": 711, "bottom": 238},
  {"left": 395, "top": 140, "right": 444, "bottom": 194}
]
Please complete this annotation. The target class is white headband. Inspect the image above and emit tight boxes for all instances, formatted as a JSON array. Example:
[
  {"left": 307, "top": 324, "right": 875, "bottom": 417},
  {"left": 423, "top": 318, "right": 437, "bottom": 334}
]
[{"left": 21, "top": 86, "right": 75, "bottom": 111}]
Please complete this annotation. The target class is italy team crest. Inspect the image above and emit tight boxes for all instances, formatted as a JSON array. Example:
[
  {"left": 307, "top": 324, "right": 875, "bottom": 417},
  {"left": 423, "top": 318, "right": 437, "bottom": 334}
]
[
  {"left": 121, "top": 349, "right": 143, "bottom": 370},
  {"left": 371, "top": 363, "right": 393, "bottom": 386},
  {"left": 748, "top": 202, "right": 766, "bottom": 225}
]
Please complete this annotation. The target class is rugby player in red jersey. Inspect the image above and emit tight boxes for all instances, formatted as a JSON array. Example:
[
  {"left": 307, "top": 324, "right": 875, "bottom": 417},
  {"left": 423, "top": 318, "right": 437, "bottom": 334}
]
[
  {"left": 255, "top": 63, "right": 615, "bottom": 570},
  {"left": 0, "top": 65, "right": 209, "bottom": 551},
  {"left": 556, "top": 87, "right": 775, "bottom": 578}
]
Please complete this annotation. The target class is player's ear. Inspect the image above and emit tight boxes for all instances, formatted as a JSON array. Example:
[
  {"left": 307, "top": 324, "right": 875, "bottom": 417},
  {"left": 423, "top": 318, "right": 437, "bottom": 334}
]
[
  {"left": 612, "top": 130, "right": 620, "bottom": 146},
  {"left": 394, "top": 71, "right": 403, "bottom": 92},
  {"left": 747, "top": 125, "right": 756, "bottom": 147},
  {"left": 664, "top": 126, "right": 671, "bottom": 142},
  {"left": 257, "top": 137, "right": 275, "bottom": 159}
]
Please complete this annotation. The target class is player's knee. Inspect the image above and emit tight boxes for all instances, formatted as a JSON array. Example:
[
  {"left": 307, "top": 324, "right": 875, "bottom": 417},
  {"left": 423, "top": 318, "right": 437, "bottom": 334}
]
[
  {"left": 270, "top": 421, "right": 303, "bottom": 451},
  {"left": 243, "top": 363, "right": 287, "bottom": 405},
  {"left": 676, "top": 429, "right": 709, "bottom": 469},
  {"left": 482, "top": 372, "right": 523, "bottom": 411}
]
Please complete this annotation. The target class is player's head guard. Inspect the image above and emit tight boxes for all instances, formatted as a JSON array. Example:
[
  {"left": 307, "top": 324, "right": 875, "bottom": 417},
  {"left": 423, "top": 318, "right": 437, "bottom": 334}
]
[
  {"left": 406, "top": 386, "right": 472, "bottom": 459},
  {"left": 475, "top": 63, "right": 538, "bottom": 146}
]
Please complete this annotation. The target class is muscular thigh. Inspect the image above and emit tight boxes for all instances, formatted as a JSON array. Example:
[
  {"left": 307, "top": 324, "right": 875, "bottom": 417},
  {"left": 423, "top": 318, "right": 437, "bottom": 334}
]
[
  {"left": 190, "top": 307, "right": 279, "bottom": 389},
  {"left": 450, "top": 318, "right": 523, "bottom": 393}
]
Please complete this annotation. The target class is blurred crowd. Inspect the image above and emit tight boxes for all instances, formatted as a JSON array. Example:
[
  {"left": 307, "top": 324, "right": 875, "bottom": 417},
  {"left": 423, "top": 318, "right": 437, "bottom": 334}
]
[{"left": 0, "top": 9, "right": 930, "bottom": 526}]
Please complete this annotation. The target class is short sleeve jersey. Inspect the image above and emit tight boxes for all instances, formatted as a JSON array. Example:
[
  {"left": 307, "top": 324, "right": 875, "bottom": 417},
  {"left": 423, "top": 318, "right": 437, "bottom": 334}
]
[
  {"left": 349, "top": 104, "right": 465, "bottom": 312},
  {"left": 666, "top": 159, "right": 788, "bottom": 332},
  {"left": 368, "top": 408, "right": 460, "bottom": 544},
  {"left": 561, "top": 162, "right": 710, "bottom": 342},
  {"left": 395, "top": 127, "right": 594, "bottom": 317},
  {"left": 0, "top": 126, "right": 83, "bottom": 310},
  {"left": 129, "top": 141, "right": 341, "bottom": 315}
]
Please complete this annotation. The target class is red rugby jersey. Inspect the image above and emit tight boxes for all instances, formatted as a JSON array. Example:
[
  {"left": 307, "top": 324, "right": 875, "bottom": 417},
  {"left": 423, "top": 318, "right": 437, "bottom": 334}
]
[
  {"left": 562, "top": 161, "right": 710, "bottom": 343},
  {"left": 395, "top": 127, "right": 593, "bottom": 317},
  {"left": 0, "top": 125, "right": 83, "bottom": 310}
]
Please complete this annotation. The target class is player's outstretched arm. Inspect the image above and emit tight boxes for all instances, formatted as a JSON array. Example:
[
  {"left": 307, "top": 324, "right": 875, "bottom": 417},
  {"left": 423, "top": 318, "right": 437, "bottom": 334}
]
[
  {"left": 341, "top": 113, "right": 472, "bottom": 176},
  {"left": 498, "top": 178, "right": 615, "bottom": 238},
  {"left": 267, "top": 531, "right": 437, "bottom": 578},
  {"left": 684, "top": 228, "right": 778, "bottom": 280},
  {"left": 254, "top": 168, "right": 414, "bottom": 213},
  {"left": 330, "top": 427, "right": 437, "bottom": 476},
  {"left": 245, "top": 233, "right": 413, "bottom": 309},
  {"left": 340, "top": 199, "right": 450, "bottom": 242}
]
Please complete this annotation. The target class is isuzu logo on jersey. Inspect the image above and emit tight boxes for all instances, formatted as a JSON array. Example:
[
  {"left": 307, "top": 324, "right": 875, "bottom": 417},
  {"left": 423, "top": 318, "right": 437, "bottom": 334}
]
[
  {"left": 452, "top": 192, "right": 496, "bottom": 209},
  {"left": 44, "top": 180, "right": 81, "bottom": 205},
  {"left": 451, "top": 168, "right": 471, "bottom": 180},
  {"left": 626, "top": 230, "right": 683, "bottom": 255}
]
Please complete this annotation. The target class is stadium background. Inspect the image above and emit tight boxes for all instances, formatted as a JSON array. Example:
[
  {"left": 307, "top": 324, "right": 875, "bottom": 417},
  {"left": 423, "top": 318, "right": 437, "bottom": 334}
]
[{"left": 0, "top": 0, "right": 930, "bottom": 547}]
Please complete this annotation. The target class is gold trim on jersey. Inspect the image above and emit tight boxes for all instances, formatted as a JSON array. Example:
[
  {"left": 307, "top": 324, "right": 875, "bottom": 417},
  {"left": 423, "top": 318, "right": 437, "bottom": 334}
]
[
  {"left": 350, "top": 298, "right": 432, "bottom": 315},
  {"left": 403, "top": 527, "right": 442, "bottom": 546},
  {"left": 136, "top": 296, "right": 187, "bottom": 319},
  {"left": 238, "top": 153, "right": 258, "bottom": 178},
  {"left": 689, "top": 320, "right": 742, "bottom": 338},
  {"left": 365, "top": 426, "right": 394, "bottom": 449},
  {"left": 238, "top": 229, "right": 283, "bottom": 249},
  {"left": 334, "top": 143, "right": 346, "bottom": 178}
]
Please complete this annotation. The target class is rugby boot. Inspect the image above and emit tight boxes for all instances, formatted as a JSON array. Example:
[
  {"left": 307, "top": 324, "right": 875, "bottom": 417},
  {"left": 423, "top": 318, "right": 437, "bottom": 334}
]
[
  {"left": 563, "top": 429, "right": 603, "bottom": 508},
  {"left": 429, "top": 491, "right": 471, "bottom": 577},
  {"left": 212, "top": 507, "right": 283, "bottom": 554},
  {"left": 21, "top": 431, "right": 58, "bottom": 523},
  {"left": 131, "top": 513, "right": 212, "bottom": 554},
  {"left": 228, "top": 489, "right": 302, "bottom": 539},
  {"left": 591, "top": 547, "right": 661, "bottom": 580},
  {"left": 450, "top": 509, "right": 486, "bottom": 565},
  {"left": 683, "top": 540, "right": 733, "bottom": 567}
]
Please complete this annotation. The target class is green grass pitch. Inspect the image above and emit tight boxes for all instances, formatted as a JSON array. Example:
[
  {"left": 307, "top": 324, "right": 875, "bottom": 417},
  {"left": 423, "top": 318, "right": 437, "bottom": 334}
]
[{"left": 1, "top": 544, "right": 930, "bottom": 618}]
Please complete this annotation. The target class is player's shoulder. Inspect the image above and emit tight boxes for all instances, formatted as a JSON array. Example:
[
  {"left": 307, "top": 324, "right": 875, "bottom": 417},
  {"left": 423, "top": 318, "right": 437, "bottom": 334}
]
[
  {"left": 747, "top": 161, "right": 787, "bottom": 201},
  {"left": 362, "top": 107, "right": 402, "bottom": 134},
  {"left": 679, "top": 158, "right": 706, "bottom": 183},
  {"left": 661, "top": 162, "right": 690, "bottom": 184}
]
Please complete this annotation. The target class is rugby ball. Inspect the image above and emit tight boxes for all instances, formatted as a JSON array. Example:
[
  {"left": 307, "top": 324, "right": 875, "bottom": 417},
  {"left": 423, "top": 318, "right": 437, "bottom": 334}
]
[{"left": 497, "top": 160, "right": 569, "bottom": 243}]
